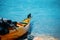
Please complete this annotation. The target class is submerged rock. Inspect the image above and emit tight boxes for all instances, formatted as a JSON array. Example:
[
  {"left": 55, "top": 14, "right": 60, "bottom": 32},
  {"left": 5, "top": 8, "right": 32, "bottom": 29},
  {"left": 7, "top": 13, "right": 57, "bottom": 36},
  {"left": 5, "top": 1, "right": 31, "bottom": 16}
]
[
  {"left": 33, "top": 35, "right": 58, "bottom": 40},
  {"left": 24, "top": 34, "right": 59, "bottom": 40}
]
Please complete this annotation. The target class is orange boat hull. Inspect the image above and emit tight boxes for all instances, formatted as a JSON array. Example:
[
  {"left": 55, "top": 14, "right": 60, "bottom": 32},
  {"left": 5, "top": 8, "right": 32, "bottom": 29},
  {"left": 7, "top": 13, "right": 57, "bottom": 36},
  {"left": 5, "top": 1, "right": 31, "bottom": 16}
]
[{"left": 1, "top": 24, "right": 29, "bottom": 40}]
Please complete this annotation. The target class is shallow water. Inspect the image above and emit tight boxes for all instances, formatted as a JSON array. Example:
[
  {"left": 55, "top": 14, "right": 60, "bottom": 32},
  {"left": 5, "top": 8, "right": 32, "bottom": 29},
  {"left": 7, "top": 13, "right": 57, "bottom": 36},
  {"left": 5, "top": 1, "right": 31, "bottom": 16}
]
[{"left": 0, "top": 0, "right": 60, "bottom": 39}]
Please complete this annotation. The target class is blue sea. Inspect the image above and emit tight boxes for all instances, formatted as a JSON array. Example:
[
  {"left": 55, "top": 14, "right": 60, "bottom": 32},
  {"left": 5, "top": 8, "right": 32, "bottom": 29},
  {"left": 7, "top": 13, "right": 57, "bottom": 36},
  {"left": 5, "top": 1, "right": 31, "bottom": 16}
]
[{"left": 0, "top": 0, "right": 60, "bottom": 39}]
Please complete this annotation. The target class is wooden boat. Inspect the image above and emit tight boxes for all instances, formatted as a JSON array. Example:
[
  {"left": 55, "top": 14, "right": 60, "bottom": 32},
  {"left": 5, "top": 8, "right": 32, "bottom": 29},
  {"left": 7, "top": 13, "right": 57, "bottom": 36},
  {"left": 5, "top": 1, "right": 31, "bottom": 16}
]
[{"left": 0, "top": 14, "right": 31, "bottom": 40}]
